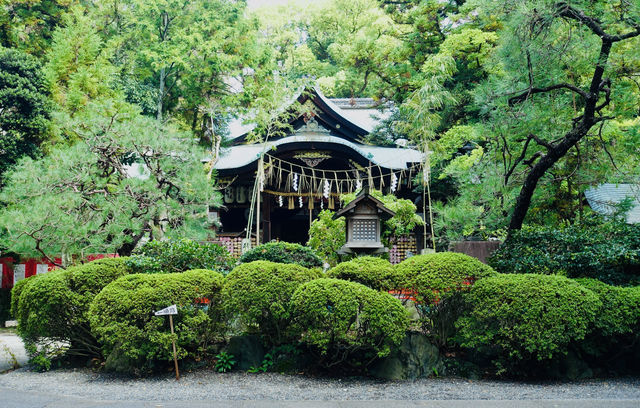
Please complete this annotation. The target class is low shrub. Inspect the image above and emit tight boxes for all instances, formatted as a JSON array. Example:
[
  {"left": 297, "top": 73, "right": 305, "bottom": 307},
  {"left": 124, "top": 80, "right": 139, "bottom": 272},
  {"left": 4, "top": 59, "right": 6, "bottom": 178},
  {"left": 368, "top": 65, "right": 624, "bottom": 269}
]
[
  {"left": 327, "top": 256, "right": 401, "bottom": 291},
  {"left": 455, "top": 274, "right": 601, "bottom": 377},
  {"left": 126, "top": 238, "right": 235, "bottom": 274},
  {"left": 239, "top": 242, "right": 323, "bottom": 268},
  {"left": 290, "top": 278, "right": 409, "bottom": 369},
  {"left": 488, "top": 219, "right": 640, "bottom": 285},
  {"left": 575, "top": 278, "right": 640, "bottom": 370},
  {"left": 395, "top": 252, "right": 496, "bottom": 346},
  {"left": 12, "top": 257, "right": 131, "bottom": 361},
  {"left": 88, "top": 269, "right": 224, "bottom": 375},
  {"left": 222, "top": 261, "right": 320, "bottom": 345},
  {"left": 397, "top": 252, "right": 497, "bottom": 304}
]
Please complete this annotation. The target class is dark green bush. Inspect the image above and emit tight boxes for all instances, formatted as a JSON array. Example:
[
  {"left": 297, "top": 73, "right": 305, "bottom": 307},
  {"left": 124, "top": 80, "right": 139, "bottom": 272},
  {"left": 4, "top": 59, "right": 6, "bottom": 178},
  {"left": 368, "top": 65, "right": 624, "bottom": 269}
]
[
  {"left": 489, "top": 219, "right": 640, "bottom": 285},
  {"left": 290, "top": 278, "right": 408, "bottom": 369},
  {"left": 12, "top": 257, "right": 131, "bottom": 360},
  {"left": 575, "top": 278, "right": 640, "bottom": 367},
  {"left": 455, "top": 274, "right": 601, "bottom": 376},
  {"left": 222, "top": 261, "right": 320, "bottom": 345},
  {"left": 127, "top": 238, "right": 235, "bottom": 274},
  {"left": 1, "top": 288, "right": 11, "bottom": 325},
  {"left": 327, "top": 256, "right": 401, "bottom": 291},
  {"left": 239, "top": 241, "right": 323, "bottom": 268},
  {"left": 88, "top": 269, "right": 224, "bottom": 375},
  {"left": 397, "top": 252, "right": 496, "bottom": 304}
]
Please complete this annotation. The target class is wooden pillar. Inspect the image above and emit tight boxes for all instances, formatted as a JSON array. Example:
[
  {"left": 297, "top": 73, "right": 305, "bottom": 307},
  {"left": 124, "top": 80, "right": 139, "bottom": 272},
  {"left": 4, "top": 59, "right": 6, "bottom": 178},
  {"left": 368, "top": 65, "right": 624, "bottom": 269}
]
[{"left": 263, "top": 194, "right": 271, "bottom": 242}]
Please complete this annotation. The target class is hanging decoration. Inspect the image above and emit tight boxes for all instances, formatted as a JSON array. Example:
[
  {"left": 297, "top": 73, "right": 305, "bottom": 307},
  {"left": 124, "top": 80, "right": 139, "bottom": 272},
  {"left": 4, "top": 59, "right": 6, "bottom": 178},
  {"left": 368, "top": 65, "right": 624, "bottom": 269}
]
[
  {"left": 292, "top": 173, "right": 299, "bottom": 192},
  {"left": 278, "top": 196, "right": 283, "bottom": 207},
  {"left": 323, "top": 179, "right": 330, "bottom": 199},
  {"left": 299, "top": 196, "right": 303, "bottom": 208},
  {"left": 391, "top": 173, "right": 398, "bottom": 193},
  {"left": 294, "top": 151, "right": 331, "bottom": 168}
]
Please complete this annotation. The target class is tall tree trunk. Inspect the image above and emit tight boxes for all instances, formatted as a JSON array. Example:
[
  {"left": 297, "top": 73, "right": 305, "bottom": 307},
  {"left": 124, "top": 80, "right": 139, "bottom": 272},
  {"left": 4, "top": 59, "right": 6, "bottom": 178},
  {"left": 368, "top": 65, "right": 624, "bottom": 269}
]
[
  {"left": 505, "top": 0, "right": 640, "bottom": 233},
  {"left": 508, "top": 122, "right": 593, "bottom": 232},
  {"left": 157, "top": 66, "right": 164, "bottom": 122}
]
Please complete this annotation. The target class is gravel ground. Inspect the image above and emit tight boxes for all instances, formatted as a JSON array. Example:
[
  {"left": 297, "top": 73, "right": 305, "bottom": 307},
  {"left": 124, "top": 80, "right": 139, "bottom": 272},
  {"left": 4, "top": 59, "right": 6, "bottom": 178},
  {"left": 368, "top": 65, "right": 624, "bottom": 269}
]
[{"left": 1, "top": 368, "right": 639, "bottom": 401}]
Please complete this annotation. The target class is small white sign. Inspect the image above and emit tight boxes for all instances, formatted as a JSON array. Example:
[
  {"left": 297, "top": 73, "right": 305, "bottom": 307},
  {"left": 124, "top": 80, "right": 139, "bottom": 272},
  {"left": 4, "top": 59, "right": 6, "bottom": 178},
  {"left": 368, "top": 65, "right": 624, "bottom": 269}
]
[{"left": 154, "top": 304, "right": 178, "bottom": 316}]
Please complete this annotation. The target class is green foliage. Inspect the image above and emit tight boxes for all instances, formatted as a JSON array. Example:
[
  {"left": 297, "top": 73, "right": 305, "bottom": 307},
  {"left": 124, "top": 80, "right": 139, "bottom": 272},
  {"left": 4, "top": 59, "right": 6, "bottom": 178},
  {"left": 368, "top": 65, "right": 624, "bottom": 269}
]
[
  {"left": 290, "top": 278, "right": 409, "bottom": 369},
  {"left": 455, "top": 274, "right": 601, "bottom": 376},
  {"left": 327, "top": 256, "right": 401, "bottom": 291},
  {"left": 0, "top": 99, "right": 218, "bottom": 259},
  {"left": 307, "top": 209, "right": 346, "bottom": 267},
  {"left": 221, "top": 261, "right": 321, "bottom": 345},
  {"left": 397, "top": 252, "right": 497, "bottom": 304},
  {"left": 88, "top": 269, "right": 224, "bottom": 374},
  {"left": 239, "top": 242, "right": 323, "bottom": 269},
  {"left": 214, "top": 351, "right": 235, "bottom": 373},
  {"left": 12, "top": 258, "right": 131, "bottom": 358},
  {"left": 489, "top": 219, "right": 640, "bottom": 285},
  {"left": 10, "top": 276, "right": 33, "bottom": 319},
  {"left": 0, "top": 0, "right": 73, "bottom": 55},
  {"left": 44, "top": 7, "right": 116, "bottom": 122},
  {"left": 0, "top": 48, "right": 50, "bottom": 184},
  {"left": 127, "top": 238, "right": 235, "bottom": 275}
]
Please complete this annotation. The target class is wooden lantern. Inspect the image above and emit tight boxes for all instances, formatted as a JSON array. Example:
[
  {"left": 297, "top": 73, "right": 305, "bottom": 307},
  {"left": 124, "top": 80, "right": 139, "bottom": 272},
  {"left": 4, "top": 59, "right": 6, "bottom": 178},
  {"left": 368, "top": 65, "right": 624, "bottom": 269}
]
[{"left": 334, "top": 185, "right": 395, "bottom": 254}]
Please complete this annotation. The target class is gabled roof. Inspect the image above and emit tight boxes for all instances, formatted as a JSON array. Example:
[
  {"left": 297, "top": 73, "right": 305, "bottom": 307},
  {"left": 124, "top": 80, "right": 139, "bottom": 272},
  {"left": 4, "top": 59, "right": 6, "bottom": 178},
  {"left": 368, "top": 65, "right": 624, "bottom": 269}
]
[
  {"left": 334, "top": 185, "right": 395, "bottom": 219},
  {"left": 213, "top": 86, "right": 423, "bottom": 176},
  {"left": 228, "top": 87, "right": 391, "bottom": 145}
]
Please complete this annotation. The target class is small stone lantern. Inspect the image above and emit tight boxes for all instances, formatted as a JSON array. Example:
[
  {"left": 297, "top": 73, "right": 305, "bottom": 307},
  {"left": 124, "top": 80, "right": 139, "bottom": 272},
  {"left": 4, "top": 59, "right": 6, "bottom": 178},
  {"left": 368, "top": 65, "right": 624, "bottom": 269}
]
[{"left": 334, "top": 185, "right": 395, "bottom": 255}]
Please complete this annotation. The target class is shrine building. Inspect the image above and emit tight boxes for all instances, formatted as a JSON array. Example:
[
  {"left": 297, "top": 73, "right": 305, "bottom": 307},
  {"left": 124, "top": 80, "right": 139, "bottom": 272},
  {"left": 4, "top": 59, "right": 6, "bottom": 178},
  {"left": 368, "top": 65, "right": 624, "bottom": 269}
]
[{"left": 212, "top": 87, "right": 425, "bottom": 253}]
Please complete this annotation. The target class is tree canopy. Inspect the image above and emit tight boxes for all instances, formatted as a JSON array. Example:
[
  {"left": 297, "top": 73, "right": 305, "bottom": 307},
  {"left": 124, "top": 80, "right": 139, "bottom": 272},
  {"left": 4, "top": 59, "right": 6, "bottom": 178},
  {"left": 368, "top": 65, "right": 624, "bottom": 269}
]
[{"left": 0, "top": 0, "right": 639, "bottom": 258}]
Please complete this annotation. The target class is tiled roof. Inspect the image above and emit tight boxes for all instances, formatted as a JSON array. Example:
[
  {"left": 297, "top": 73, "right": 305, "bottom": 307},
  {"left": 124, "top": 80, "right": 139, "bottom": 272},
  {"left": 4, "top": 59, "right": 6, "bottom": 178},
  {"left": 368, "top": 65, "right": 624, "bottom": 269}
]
[{"left": 584, "top": 183, "right": 640, "bottom": 224}]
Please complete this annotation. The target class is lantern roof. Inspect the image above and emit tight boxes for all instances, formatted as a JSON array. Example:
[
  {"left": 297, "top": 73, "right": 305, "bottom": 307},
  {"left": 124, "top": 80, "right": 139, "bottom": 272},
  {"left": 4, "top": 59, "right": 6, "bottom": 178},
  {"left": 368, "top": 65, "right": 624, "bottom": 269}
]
[{"left": 334, "top": 185, "right": 395, "bottom": 220}]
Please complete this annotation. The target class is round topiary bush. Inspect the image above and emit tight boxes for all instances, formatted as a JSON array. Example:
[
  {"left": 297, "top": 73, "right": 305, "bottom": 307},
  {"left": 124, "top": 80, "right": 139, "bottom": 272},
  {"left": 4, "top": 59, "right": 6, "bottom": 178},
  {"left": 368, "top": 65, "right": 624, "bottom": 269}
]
[
  {"left": 12, "top": 257, "right": 132, "bottom": 361},
  {"left": 397, "top": 252, "right": 497, "bottom": 304},
  {"left": 88, "top": 269, "right": 224, "bottom": 375},
  {"left": 290, "top": 278, "right": 409, "bottom": 369},
  {"left": 239, "top": 241, "right": 323, "bottom": 268},
  {"left": 327, "top": 256, "right": 401, "bottom": 291},
  {"left": 222, "top": 261, "right": 321, "bottom": 345},
  {"left": 455, "top": 274, "right": 601, "bottom": 376}
]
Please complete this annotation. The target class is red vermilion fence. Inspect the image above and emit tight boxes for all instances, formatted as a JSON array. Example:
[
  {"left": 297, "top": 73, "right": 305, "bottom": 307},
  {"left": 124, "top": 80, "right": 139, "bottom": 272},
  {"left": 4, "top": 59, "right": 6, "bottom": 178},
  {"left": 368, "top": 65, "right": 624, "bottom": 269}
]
[{"left": 0, "top": 254, "right": 117, "bottom": 290}]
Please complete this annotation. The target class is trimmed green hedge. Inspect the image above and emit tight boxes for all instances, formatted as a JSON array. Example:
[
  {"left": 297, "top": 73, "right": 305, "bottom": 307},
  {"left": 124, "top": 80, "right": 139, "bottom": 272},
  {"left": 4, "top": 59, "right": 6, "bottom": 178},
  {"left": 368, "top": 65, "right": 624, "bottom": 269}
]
[
  {"left": 455, "top": 274, "right": 601, "bottom": 376},
  {"left": 222, "top": 261, "right": 321, "bottom": 345},
  {"left": 397, "top": 252, "right": 496, "bottom": 303},
  {"left": 12, "top": 257, "right": 131, "bottom": 359},
  {"left": 239, "top": 241, "right": 323, "bottom": 268},
  {"left": 290, "top": 278, "right": 409, "bottom": 368},
  {"left": 88, "top": 269, "right": 224, "bottom": 374},
  {"left": 327, "top": 256, "right": 401, "bottom": 291}
]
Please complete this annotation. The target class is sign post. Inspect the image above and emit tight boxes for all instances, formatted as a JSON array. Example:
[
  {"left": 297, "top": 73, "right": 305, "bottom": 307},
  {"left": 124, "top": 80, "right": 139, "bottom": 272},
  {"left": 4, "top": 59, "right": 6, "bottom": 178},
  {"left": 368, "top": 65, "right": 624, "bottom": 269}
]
[{"left": 154, "top": 304, "right": 179, "bottom": 380}]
